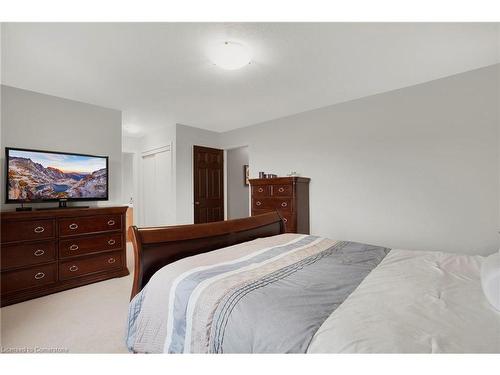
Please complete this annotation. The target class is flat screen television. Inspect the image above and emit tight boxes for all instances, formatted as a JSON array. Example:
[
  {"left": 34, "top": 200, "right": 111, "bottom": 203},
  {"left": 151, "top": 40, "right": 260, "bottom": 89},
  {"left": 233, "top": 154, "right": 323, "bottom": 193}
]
[{"left": 5, "top": 147, "right": 109, "bottom": 205}]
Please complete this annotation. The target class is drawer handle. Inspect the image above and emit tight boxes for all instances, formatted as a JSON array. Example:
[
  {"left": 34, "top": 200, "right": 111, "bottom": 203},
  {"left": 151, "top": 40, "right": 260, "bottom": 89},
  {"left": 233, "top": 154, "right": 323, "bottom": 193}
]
[
  {"left": 256, "top": 201, "right": 262, "bottom": 206},
  {"left": 108, "top": 239, "right": 116, "bottom": 245},
  {"left": 281, "top": 202, "right": 288, "bottom": 207},
  {"left": 107, "top": 257, "right": 116, "bottom": 264},
  {"left": 283, "top": 217, "right": 288, "bottom": 223},
  {"left": 34, "top": 226, "right": 45, "bottom": 233},
  {"left": 107, "top": 220, "right": 115, "bottom": 226},
  {"left": 69, "top": 265, "right": 79, "bottom": 272},
  {"left": 258, "top": 188, "right": 264, "bottom": 193},
  {"left": 33, "top": 249, "right": 45, "bottom": 256},
  {"left": 69, "top": 244, "right": 79, "bottom": 251},
  {"left": 278, "top": 187, "right": 285, "bottom": 193},
  {"left": 34, "top": 272, "right": 45, "bottom": 280},
  {"left": 69, "top": 223, "right": 78, "bottom": 230}
]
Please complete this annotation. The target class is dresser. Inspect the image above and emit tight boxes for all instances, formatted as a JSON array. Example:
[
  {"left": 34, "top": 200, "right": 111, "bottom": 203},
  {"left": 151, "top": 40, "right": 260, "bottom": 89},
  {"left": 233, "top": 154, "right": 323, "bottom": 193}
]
[
  {"left": 249, "top": 177, "right": 310, "bottom": 234},
  {"left": 1, "top": 206, "right": 129, "bottom": 307}
]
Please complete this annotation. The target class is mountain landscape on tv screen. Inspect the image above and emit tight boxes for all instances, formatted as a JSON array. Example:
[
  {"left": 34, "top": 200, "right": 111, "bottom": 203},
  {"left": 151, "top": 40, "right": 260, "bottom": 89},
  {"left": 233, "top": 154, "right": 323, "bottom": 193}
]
[{"left": 8, "top": 156, "right": 107, "bottom": 201}]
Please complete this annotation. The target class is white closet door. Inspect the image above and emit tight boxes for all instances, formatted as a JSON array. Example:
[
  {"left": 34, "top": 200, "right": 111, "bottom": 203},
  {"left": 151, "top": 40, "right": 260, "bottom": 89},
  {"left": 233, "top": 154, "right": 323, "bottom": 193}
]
[{"left": 141, "top": 145, "right": 173, "bottom": 227}]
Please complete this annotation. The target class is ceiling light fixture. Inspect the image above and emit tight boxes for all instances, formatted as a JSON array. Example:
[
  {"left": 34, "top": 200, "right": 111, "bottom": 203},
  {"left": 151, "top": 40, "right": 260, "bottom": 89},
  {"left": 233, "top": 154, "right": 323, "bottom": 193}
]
[{"left": 208, "top": 41, "right": 252, "bottom": 70}]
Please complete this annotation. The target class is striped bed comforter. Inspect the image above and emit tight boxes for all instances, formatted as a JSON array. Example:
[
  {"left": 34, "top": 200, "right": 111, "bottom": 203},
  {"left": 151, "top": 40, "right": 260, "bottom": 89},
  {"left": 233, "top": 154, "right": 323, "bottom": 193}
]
[{"left": 126, "top": 233, "right": 390, "bottom": 353}]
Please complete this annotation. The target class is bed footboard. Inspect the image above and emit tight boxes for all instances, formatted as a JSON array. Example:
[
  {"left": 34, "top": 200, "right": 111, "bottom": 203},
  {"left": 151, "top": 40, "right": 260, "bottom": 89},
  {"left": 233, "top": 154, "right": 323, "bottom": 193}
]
[{"left": 129, "top": 212, "right": 285, "bottom": 300}]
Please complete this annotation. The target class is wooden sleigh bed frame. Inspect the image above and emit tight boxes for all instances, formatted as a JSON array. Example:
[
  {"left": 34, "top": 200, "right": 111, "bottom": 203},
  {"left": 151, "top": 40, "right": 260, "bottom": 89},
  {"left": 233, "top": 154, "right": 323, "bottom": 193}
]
[{"left": 129, "top": 212, "right": 285, "bottom": 300}]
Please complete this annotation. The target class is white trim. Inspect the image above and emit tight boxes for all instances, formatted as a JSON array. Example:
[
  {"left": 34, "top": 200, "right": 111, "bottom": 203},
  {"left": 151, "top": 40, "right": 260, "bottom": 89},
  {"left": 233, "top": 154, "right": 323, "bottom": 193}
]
[{"left": 223, "top": 149, "right": 228, "bottom": 220}]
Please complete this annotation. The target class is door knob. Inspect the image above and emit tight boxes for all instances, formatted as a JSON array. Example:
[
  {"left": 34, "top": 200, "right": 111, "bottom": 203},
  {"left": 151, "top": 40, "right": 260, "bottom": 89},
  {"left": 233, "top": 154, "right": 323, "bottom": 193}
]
[{"left": 194, "top": 202, "right": 200, "bottom": 205}]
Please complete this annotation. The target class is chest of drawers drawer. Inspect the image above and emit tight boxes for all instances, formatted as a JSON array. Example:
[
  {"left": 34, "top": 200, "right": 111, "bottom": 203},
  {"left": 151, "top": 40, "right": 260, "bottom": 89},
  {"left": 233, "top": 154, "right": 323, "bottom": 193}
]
[
  {"left": 252, "top": 197, "right": 292, "bottom": 211},
  {"left": 251, "top": 209, "right": 296, "bottom": 233},
  {"left": 252, "top": 185, "right": 271, "bottom": 197},
  {"left": 59, "top": 232, "right": 122, "bottom": 258},
  {"left": 58, "top": 214, "right": 122, "bottom": 237},
  {"left": 1, "top": 240, "right": 57, "bottom": 270},
  {"left": 59, "top": 251, "right": 122, "bottom": 281},
  {"left": 1, "top": 219, "right": 55, "bottom": 243},
  {"left": 279, "top": 212, "right": 296, "bottom": 232},
  {"left": 1, "top": 262, "right": 57, "bottom": 294},
  {"left": 271, "top": 184, "right": 293, "bottom": 197}
]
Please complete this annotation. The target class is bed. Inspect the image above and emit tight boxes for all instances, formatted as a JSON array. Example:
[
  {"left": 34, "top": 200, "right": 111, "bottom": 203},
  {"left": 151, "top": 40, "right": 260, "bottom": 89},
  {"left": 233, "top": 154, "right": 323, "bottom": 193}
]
[{"left": 125, "top": 212, "right": 500, "bottom": 353}]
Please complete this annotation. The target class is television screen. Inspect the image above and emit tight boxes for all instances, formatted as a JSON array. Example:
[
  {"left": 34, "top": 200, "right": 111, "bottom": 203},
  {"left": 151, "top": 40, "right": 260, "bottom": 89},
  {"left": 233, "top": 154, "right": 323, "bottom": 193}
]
[{"left": 6, "top": 148, "right": 108, "bottom": 202}]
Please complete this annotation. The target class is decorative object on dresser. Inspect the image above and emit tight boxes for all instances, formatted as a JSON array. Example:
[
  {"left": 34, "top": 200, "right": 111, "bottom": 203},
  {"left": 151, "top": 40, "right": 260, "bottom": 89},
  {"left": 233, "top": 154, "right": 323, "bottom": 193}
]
[
  {"left": 244, "top": 164, "right": 249, "bottom": 186},
  {"left": 249, "top": 177, "right": 310, "bottom": 234},
  {"left": 1, "top": 206, "right": 129, "bottom": 307}
]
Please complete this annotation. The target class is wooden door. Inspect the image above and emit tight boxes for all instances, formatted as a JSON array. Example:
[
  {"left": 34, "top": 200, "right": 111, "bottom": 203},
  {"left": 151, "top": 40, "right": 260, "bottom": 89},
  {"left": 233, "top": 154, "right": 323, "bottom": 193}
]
[{"left": 193, "top": 145, "right": 224, "bottom": 223}]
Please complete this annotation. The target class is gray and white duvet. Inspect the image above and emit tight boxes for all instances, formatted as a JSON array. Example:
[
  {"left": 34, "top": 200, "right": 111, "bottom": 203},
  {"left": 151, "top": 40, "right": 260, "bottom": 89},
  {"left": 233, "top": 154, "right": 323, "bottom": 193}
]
[{"left": 125, "top": 234, "right": 390, "bottom": 353}]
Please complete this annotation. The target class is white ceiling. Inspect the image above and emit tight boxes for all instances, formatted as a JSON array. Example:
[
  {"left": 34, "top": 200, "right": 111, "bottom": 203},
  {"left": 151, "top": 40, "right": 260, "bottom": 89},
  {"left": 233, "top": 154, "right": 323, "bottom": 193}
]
[{"left": 2, "top": 23, "right": 499, "bottom": 135}]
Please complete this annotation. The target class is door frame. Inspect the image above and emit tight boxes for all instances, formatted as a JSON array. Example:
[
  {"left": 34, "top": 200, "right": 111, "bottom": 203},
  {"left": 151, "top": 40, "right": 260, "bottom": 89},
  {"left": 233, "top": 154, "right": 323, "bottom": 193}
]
[{"left": 122, "top": 151, "right": 136, "bottom": 241}]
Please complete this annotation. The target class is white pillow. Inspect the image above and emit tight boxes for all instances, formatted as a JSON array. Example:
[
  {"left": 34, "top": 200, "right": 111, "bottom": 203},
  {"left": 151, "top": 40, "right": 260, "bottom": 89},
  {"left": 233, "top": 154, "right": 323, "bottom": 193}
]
[{"left": 481, "top": 251, "right": 500, "bottom": 312}]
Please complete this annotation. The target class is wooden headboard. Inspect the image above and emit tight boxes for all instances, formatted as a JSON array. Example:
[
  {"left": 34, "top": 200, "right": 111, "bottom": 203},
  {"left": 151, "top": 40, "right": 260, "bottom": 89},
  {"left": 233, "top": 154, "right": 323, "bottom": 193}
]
[{"left": 129, "top": 212, "right": 285, "bottom": 300}]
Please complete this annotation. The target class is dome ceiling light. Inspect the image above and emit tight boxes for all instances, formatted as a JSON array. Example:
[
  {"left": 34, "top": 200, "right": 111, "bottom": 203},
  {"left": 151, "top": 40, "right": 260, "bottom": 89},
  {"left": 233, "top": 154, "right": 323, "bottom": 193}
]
[{"left": 207, "top": 41, "right": 252, "bottom": 70}]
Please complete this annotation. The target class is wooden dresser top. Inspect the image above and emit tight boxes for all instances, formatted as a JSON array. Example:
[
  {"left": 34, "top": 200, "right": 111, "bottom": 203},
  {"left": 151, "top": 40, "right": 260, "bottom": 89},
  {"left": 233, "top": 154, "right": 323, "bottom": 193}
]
[
  {"left": 1, "top": 206, "right": 128, "bottom": 220},
  {"left": 249, "top": 177, "right": 310, "bottom": 185}
]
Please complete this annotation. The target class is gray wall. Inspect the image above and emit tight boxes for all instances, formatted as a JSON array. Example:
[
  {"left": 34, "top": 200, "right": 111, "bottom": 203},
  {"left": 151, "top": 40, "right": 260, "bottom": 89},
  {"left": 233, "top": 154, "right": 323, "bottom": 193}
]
[
  {"left": 220, "top": 65, "right": 500, "bottom": 255},
  {"left": 227, "top": 146, "right": 249, "bottom": 219},
  {"left": 1, "top": 85, "right": 123, "bottom": 210}
]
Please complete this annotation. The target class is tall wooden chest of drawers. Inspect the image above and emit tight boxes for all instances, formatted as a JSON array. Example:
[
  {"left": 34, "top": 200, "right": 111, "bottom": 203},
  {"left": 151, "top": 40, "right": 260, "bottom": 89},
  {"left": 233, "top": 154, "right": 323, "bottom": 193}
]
[
  {"left": 249, "top": 177, "right": 310, "bottom": 234},
  {"left": 1, "top": 206, "right": 129, "bottom": 307}
]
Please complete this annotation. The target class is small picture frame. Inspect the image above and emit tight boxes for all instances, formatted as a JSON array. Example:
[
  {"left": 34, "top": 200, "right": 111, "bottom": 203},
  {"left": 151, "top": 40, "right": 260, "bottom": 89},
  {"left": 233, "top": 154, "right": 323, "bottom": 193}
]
[{"left": 244, "top": 164, "right": 249, "bottom": 185}]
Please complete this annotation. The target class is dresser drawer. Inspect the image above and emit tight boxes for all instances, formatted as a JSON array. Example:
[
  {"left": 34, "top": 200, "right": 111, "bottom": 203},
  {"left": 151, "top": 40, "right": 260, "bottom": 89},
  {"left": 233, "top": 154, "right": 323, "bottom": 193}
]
[
  {"left": 252, "top": 209, "right": 296, "bottom": 232},
  {"left": 280, "top": 212, "right": 296, "bottom": 228},
  {"left": 252, "top": 185, "right": 271, "bottom": 197},
  {"left": 1, "top": 262, "right": 57, "bottom": 294},
  {"left": 59, "top": 251, "right": 122, "bottom": 280},
  {"left": 1, "top": 240, "right": 57, "bottom": 270},
  {"left": 271, "top": 184, "right": 293, "bottom": 197},
  {"left": 252, "top": 198, "right": 292, "bottom": 212},
  {"left": 59, "top": 233, "right": 122, "bottom": 258},
  {"left": 58, "top": 215, "right": 122, "bottom": 237},
  {"left": 1, "top": 219, "right": 55, "bottom": 243},
  {"left": 283, "top": 225, "right": 296, "bottom": 233}
]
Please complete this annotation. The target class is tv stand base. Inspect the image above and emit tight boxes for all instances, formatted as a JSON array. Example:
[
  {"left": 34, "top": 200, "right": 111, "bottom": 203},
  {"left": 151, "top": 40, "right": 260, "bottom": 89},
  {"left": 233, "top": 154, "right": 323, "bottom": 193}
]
[
  {"left": 36, "top": 199, "right": 90, "bottom": 210},
  {"left": 36, "top": 205, "right": 90, "bottom": 211},
  {"left": 15, "top": 204, "right": 32, "bottom": 212}
]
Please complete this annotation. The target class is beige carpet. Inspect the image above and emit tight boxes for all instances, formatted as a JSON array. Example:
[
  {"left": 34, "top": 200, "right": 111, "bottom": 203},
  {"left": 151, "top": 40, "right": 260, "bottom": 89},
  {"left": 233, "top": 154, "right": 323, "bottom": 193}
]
[{"left": 0, "top": 244, "right": 135, "bottom": 353}]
